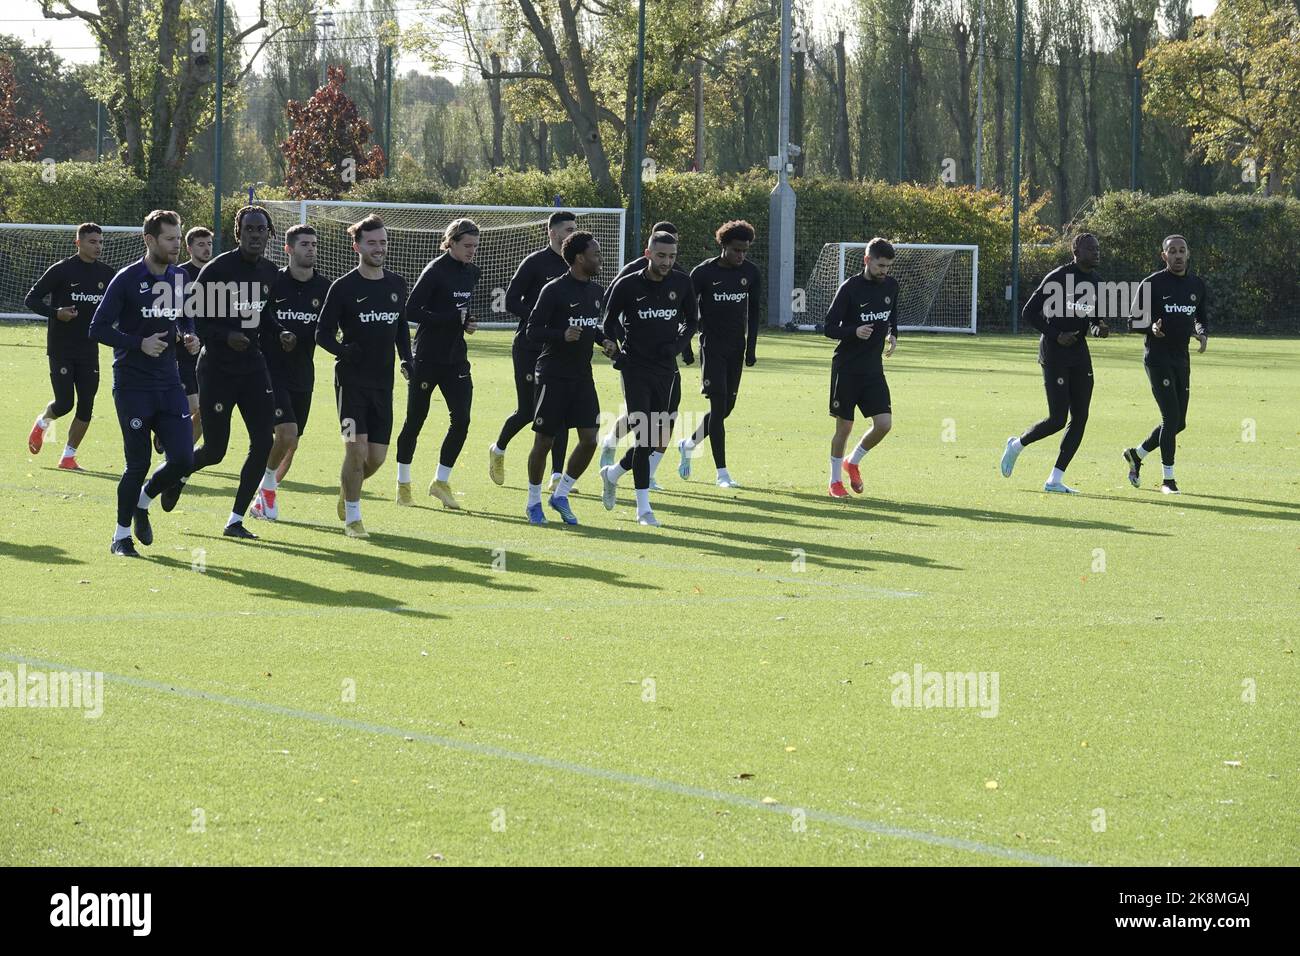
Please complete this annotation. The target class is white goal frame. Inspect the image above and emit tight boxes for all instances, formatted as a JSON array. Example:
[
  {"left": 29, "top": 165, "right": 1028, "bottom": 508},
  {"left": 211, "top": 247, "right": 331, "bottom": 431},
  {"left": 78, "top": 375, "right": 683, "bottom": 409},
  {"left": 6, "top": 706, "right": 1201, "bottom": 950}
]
[
  {"left": 801, "top": 241, "right": 980, "bottom": 334},
  {"left": 0, "top": 223, "right": 141, "bottom": 320},
  {"left": 261, "top": 200, "right": 626, "bottom": 331}
]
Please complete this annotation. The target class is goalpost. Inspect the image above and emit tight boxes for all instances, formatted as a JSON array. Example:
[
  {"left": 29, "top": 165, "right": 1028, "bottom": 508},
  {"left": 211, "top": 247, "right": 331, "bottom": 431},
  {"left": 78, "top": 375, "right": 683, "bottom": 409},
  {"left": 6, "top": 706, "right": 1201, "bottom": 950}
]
[
  {"left": 259, "top": 200, "right": 626, "bottom": 330},
  {"left": 0, "top": 224, "right": 143, "bottom": 320},
  {"left": 801, "top": 242, "right": 980, "bottom": 334}
]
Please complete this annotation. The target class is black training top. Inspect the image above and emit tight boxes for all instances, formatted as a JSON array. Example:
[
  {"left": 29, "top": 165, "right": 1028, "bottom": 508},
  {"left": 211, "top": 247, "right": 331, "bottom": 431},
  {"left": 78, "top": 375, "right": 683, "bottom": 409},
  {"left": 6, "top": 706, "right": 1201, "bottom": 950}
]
[
  {"left": 690, "top": 256, "right": 761, "bottom": 357},
  {"left": 1022, "top": 263, "right": 1106, "bottom": 368},
  {"left": 1140, "top": 269, "right": 1209, "bottom": 367},
  {"left": 316, "top": 267, "right": 412, "bottom": 391},
  {"left": 823, "top": 272, "right": 900, "bottom": 378},
  {"left": 602, "top": 268, "right": 698, "bottom": 376},
  {"left": 25, "top": 255, "right": 116, "bottom": 359},
  {"left": 193, "top": 249, "right": 283, "bottom": 375},
  {"left": 408, "top": 253, "right": 481, "bottom": 365},
  {"left": 262, "top": 267, "right": 332, "bottom": 392},
  {"left": 506, "top": 246, "right": 567, "bottom": 339},
  {"left": 526, "top": 272, "right": 607, "bottom": 383}
]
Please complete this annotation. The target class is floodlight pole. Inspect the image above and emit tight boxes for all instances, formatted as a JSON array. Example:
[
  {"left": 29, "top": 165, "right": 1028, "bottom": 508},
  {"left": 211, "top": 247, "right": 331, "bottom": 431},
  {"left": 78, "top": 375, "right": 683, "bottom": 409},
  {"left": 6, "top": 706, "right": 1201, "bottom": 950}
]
[{"left": 767, "top": 0, "right": 795, "bottom": 327}]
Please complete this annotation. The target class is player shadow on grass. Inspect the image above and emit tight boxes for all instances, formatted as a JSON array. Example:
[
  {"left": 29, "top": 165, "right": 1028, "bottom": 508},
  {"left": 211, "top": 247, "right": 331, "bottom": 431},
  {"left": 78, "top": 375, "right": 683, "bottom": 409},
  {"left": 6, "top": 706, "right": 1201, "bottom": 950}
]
[
  {"left": 0, "top": 540, "right": 85, "bottom": 565},
  {"left": 561, "top": 520, "right": 962, "bottom": 572},
  {"left": 1072, "top": 491, "right": 1299, "bottom": 522},
  {"left": 150, "top": 553, "right": 443, "bottom": 619},
  {"left": 760, "top": 486, "right": 1170, "bottom": 536},
  {"left": 657, "top": 487, "right": 937, "bottom": 527},
  {"left": 279, "top": 521, "right": 648, "bottom": 590}
]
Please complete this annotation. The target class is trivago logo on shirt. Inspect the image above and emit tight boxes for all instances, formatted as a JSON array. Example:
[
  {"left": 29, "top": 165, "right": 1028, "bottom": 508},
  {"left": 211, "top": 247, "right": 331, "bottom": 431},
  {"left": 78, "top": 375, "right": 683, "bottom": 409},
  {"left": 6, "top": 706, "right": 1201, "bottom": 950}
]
[
  {"left": 69, "top": 290, "right": 105, "bottom": 305},
  {"left": 638, "top": 307, "right": 679, "bottom": 321},
  {"left": 713, "top": 291, "right": 748, "bottom": 303},
  {"left": 857, "top": 309, "right": 892, "bottom": 323},
  {"left": 276, "top": 308, "right": 320, "bottom": 325},
  {"left": 571, "top": 314, "right": 602, "bottom": 330},
  {"left": 1162, "top": 301, "right": 1198, "bottom": 315},
  {"left": 359, "top": 309, "right": 401, "bottom": 324}
]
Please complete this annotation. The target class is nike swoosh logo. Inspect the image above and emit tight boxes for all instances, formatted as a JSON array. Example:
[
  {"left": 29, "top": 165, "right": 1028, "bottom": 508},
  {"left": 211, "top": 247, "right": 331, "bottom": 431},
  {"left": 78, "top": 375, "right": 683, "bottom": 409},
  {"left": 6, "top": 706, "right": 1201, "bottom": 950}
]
[
  {"left": 275, "top": 298, "right": 287, "bottom": 303},
  {"left": 1162, "top": 295, "right": 1171, "bottom": 300},
  {"left": 636, "top": 296, "right": 647, "bottom": 302},
  {"left": 356, "top": 297, "right": 367, "bottom": 303},
  {"left": 569, "top": 302, "right": 580, "bottom": 307},
  {"left": 265, "top": 389, "right": 273, "bottom": 394},
  {"left": 712, "top": 281, "right": 722, "bottom": 285},
  {"left": 69, "top": 282, "right": 80, "bottom": 287},
  {"left": 458, "top": 374, "right": 469, "bottom": 379}
]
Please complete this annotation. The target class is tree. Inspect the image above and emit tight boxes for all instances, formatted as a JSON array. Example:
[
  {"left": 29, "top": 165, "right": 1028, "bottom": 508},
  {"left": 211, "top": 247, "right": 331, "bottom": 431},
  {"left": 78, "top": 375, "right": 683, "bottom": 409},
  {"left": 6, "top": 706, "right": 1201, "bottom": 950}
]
[
  {"left": 39, "top": 0, "right": 308, "bottom": 196},
  {"left": 283, "top": 66, "right": 386, "bottom": 199},
  {"left": 0, "top": 56, "right": 50, "bottom": 160},
  {"left": 1143, "top": 0, "right": 1300, "bottom": 194}
]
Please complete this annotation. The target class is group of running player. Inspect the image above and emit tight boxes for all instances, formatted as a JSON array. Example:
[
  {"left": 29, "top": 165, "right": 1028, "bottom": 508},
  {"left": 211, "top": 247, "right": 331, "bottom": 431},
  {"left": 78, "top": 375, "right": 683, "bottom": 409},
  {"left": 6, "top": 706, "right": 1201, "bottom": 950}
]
[{"left": 21, "top": 209, "right": 1207, "bottom": 556}]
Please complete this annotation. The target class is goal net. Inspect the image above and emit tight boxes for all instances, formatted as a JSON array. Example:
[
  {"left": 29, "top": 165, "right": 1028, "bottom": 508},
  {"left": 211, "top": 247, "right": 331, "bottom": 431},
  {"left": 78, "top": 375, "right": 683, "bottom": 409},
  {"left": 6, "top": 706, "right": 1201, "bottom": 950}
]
[
  {"left": 0, "top": 224, "right": 143, "bottom": 319},
  {"left": 259, "top": 201, "right": 626, "bottom": 329},
  {"left": 800, "top": 242, "right": 979, "bottom": 333}
]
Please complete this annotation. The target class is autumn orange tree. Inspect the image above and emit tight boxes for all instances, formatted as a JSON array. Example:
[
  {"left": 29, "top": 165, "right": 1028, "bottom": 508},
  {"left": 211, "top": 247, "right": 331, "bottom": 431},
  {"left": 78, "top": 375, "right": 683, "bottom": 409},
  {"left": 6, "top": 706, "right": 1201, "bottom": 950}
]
[
  {"left": 0, "top": 55, "right": 50, "bottom": 160},
  {"left": 282, "top": 66, "right": 386, "bottom": 200}
]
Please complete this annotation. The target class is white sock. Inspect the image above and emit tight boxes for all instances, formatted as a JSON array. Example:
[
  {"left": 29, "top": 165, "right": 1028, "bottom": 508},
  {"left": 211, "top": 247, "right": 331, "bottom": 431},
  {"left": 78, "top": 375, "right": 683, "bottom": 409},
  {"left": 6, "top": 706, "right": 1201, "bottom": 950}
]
[
  {"left": 63, "top": 444, "right": 77, "bottom": 459},
  {"left": 35, "top": 416, "right": 50, "bottom": 430},
  {"left": 527, "top": 482, "right": 543, "bottom": 507},
  {"left": 227, "top": 511, "right": 243, "bottom": 527},
  {"left": 649, "top": 450, "right": 664, "bottom": 477},
  {"left": 1163, "top": 465, "right": 1175, "bottom": 479},
  {"left": 435, "top": 463, "right": 452, "bottom": 483},
  {"left": 556, "top": 473, "right": 577, "bottom": 498},
  {"left": 397, "top": 462, "right": 411, "bottom": 483},
  {"left": 261, "top": 467, "right": 277, "bottom": 492},
  {"left": 550, "top": 471, "right": 562, "bottom": 483},
  {"left": 1049, "top": 467, "right": 1065, "bottom": 485},
  {"left": 682, "top": 437, "right": 695, "bottom": 452},
  {"left": 635, "top": 488, "right": 651, "bottom": 513},
  {"left": 717, "top": 467, "right": 731, "bottom": 482},
  {"left": 608, "top": 462, "right": 628, "bottom": 482},
  {"left": 490, "top": 443, "right": 503, "bottom": 456},
  {"left": 345, "top": 500, "right": 361, "bottom": 523},
  {"left": 113, "top": 524, "right": 131, "bottom": 542},
  {"left": 830, "top": 456, "right": 843, "bottom": 483},
  {"left": 601, "top": 433, "right": 617, "bottom": 449},
  {"left": 1135, "top": 445, "right": 1150, "bottom": 461},
  {"left": 849, "top": 444, "right": 867, "bottom": 465},
  {"left": 1010, "top": 437, "right": 1024, "bottom": 452},
  {"left": 137, "top": 489, "right": 154, "bottom": 510}
]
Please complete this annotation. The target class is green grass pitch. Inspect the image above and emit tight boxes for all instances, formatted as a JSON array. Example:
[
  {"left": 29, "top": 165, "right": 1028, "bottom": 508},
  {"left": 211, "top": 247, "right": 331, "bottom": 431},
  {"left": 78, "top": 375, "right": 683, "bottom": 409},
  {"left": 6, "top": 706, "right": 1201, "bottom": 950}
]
[{"left": 1, "top": 323, "right": 1296, "bottom": 866}]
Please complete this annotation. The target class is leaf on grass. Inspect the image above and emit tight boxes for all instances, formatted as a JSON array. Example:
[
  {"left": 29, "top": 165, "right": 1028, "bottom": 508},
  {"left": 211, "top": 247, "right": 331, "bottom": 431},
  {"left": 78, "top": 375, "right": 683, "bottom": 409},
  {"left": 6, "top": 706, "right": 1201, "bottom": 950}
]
[
  {"left": 985, "top": 780, "right": 999, "bottom": 790},
  {"left": 1223, "top": 760, "right": 1243, "bottom": 767},
  {"left": 760, "top": 796, "right": 779, "bottom": 805},
  {"left": 784, "top": 746, "right": 797, "bottom": 752},
  {"left": 734, "top": 772, "right": 754, "bottom": 780}
]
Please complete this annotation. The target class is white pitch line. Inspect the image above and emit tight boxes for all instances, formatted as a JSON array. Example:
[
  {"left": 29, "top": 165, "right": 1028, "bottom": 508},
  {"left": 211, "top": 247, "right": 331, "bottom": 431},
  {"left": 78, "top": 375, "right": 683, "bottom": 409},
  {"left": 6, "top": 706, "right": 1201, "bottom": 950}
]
[{"left": 1, "top": 651, "right": 1087, "bottom": 867}]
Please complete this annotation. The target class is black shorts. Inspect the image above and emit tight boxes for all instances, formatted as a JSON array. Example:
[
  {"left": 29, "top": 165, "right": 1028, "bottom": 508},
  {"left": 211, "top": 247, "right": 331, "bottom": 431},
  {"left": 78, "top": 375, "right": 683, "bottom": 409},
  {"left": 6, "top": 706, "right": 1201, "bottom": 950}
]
[
  {"left": 830, "top": 368, "right": 891, "bottom": 420},
  {"left": 48, "top": 354, "right": 100, "bottom": 420},
  {"left": 532, "top": 377, "right": 600, "bottom": 436},
  {"left": 335, "top": 376, "right": 393, "bottom": 446},
  {"left": 699, "top": 345, "right": 743, "bottom": 398},
  {"left": 177, "top": 351, "right": 199, "bottom": 396},
  {"left": 620, "top": 368, "right": 681, "bottom": 446},
  {"left": 272, "top": 382, "right": 313, "bottom": 435}
]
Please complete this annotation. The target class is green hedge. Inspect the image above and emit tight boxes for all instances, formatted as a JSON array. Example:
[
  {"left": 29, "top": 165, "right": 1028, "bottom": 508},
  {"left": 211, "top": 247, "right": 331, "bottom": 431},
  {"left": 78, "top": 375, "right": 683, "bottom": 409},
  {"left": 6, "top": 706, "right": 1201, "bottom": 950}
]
[
  {"left": 1073, "top": 191, "right": 1300, "bottom": 334},
  {"left": 4, "top": 161, "right": 1294, "bottom": 333}
]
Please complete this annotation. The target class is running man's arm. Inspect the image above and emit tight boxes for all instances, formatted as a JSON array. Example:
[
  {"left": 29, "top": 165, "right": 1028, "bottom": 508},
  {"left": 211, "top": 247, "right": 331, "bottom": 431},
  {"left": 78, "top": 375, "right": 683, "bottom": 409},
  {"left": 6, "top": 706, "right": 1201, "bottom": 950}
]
[
  {"left": 24, "top": 262, "right": 61, "bottom": 319},
  {"left": 823, "top": 282, "right": 854, "bottom": 340},
  {"left": 87, "top": 272, "right": 141, "bottom": 351},
  {"left": 602, "top": 276, "right": 629, "bottom": 345},
  {"left": 396, "top": 288, "right": 413, "bottom": 365},
  {"left": 504, "top": 257, "right": 533, "bottom": 322},
  {"left": 676, "top": 283, "right": 699, "bottom": 354},
  {"left": 315, "top": 283, "right": 345, "bottom": 358},
  {"left": 526, "top": 282, "right": 567, "bottom": 347},
  {"left": 1021, "top": 274, "right": 1056, "bottom": 337}
]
